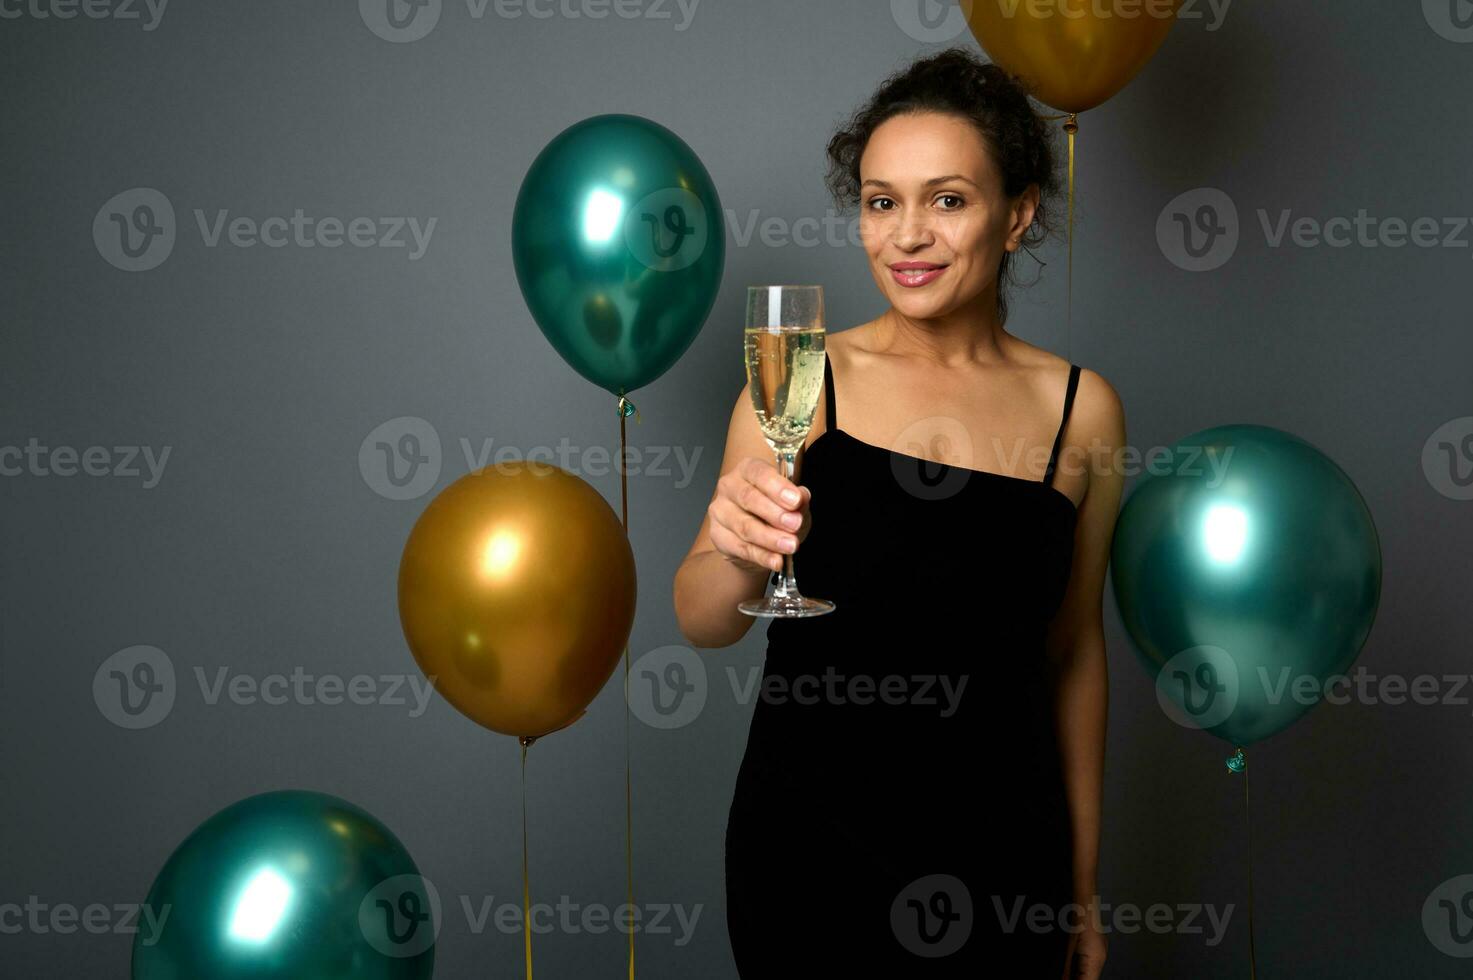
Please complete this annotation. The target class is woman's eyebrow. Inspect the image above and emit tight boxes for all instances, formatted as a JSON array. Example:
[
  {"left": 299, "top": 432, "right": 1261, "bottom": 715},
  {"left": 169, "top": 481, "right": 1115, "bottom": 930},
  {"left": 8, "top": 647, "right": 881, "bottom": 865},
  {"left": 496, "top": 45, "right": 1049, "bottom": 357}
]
[
  {"left": 860, "top": 174, "right": 978, "bottom": 190},
  {"left": 924, "top": 174, "right": 977, "bottom": 188}
]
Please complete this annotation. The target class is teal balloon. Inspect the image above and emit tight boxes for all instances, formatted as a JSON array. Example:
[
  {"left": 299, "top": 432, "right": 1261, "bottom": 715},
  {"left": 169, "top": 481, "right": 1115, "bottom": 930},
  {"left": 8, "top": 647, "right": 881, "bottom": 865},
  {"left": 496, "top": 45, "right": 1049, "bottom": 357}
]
[
  {"left": 132, "top": 790, "right": 435, "bottom": 979},
  {"left": 511, "top": 113, "right": 725, "bottom": 397},
  {"left": 1111, "top": 424, "right": 1381, "bottom": 747}
]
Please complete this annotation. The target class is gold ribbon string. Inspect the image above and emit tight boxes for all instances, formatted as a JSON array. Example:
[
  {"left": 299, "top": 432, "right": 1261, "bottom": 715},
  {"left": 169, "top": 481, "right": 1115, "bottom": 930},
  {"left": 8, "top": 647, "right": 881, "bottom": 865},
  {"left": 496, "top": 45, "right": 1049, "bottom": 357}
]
[
  {"left": 519, "top": 735, "right": 535, "bottom": 980},
  {"left": 1064, "top": 113, "right": 1077, "bottom": 352},
  {"left": 1039, "top": 112, "right": 1080, "bottom": 359}
]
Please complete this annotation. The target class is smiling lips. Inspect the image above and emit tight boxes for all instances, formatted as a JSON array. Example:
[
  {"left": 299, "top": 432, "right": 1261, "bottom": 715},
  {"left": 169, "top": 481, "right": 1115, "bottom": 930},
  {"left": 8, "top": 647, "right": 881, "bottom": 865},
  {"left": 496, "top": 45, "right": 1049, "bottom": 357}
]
[{"left": 889, "top": 261, "right": 948, "bottom": 287}]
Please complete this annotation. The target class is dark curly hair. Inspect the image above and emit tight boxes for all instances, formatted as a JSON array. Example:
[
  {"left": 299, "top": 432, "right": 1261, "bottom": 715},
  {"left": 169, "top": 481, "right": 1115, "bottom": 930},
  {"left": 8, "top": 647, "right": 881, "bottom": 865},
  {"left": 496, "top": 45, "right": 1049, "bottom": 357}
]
[{"left": 825, "top": 48, "right": 1060, "bottom": 325}]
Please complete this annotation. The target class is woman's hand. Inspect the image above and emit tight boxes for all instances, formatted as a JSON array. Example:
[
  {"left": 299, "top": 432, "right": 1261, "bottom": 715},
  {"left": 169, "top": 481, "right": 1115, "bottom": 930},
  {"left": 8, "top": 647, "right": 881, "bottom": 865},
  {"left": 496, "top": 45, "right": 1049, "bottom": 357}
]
[
  {"left": 1061, "top": 895, "right": 1107, "bottom": 979},
  {"left": 706, "top": 456, "right": 812, "bottom": 575}
]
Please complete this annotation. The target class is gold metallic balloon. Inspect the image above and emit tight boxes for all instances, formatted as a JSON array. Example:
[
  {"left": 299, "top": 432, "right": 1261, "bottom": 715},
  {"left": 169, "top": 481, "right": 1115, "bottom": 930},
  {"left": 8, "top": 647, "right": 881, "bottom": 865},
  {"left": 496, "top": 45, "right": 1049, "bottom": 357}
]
[
  {"left": 397, "top": 460, "right": 636, "bottom": 739},
  {"left": 966, "top": 0, "right": 1181, "bottom": 113}
]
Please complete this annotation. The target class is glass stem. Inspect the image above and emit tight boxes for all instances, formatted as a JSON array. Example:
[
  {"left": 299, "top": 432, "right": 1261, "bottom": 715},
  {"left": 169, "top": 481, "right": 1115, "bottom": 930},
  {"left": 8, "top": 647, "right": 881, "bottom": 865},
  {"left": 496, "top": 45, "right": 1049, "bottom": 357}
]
[{"left": 772, "top": 448, "right": 799, "bottom": 598}]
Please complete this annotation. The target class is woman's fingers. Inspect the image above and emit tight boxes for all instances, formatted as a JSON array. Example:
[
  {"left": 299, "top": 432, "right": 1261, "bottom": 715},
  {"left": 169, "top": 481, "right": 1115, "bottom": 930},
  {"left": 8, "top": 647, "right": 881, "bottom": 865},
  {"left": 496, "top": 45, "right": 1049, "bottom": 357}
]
[
  {"left": 707, "top": 457, "right": 811, "bottom": 572},
  {"left": 708, "top": 495, "right": 799, "bottom": 565},
  {"left": 723, "top": 459, "right": 804, "bottom": 529},
  {"left": 737, "top": 456, "right": 804, "bottom": 514},
  {"left": 707, "top": 517, "right": 783, "bottom": 573}
]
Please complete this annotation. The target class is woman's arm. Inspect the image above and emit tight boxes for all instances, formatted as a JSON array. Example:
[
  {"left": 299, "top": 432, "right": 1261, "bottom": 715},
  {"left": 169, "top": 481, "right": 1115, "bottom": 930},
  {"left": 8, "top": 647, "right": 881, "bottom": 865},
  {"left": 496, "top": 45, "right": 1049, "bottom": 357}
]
[
  {"left": 1043, "top": 368, "right": 1126, "bottom": 975},
  {"left": 673, "top": 381, "right": 814, "bottom": 649}
]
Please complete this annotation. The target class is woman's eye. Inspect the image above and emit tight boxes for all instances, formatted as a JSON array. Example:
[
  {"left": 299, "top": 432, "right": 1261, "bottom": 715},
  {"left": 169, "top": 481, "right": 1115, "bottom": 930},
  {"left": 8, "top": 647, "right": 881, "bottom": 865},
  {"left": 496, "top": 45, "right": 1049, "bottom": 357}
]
[
  {"left": 936, "top": 194, "right": 964, "bottom": 210},
  {"left": 867, "top": 197, "right": 895, "bottom": 211}
]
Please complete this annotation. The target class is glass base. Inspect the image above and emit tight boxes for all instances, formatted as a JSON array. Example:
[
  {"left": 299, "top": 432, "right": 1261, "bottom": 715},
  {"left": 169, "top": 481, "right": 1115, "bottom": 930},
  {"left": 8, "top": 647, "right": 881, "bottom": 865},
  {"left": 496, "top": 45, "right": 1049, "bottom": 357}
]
[{"left": 738, "top": 591, "right": 835, "bottom": 618}]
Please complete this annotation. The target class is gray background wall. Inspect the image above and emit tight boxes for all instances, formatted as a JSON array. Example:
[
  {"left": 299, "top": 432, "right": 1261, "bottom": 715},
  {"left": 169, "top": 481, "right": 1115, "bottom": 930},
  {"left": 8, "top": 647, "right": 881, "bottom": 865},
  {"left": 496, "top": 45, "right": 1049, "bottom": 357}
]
[{"left": 3, "top": 1, "right": 1471, "bottom": 975}]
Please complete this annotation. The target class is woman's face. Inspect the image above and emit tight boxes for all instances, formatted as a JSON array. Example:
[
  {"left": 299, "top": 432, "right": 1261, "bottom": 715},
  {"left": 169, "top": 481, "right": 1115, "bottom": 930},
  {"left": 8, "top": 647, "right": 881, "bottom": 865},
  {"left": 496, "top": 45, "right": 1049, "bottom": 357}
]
[{"left": 857, "top": 111, "right": 1037, "bottom": 322}]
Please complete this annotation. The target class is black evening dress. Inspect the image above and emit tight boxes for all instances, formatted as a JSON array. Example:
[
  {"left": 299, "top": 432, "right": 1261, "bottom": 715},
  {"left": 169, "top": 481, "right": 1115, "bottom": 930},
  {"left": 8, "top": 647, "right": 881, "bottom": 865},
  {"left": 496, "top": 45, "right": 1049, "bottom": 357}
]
[{"left": 725, "top": 354, "right": 1082, "bottom": 976}]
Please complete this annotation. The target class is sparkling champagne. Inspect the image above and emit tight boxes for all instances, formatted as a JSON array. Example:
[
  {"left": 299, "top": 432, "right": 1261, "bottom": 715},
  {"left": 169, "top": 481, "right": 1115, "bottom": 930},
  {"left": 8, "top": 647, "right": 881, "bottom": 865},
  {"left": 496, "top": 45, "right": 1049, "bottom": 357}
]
[
  {"left": 738, "top": 285, "right": 834, "bottom": 618},
  {"left": 744, "top": 326, "right": 826, "bottom": 451}
]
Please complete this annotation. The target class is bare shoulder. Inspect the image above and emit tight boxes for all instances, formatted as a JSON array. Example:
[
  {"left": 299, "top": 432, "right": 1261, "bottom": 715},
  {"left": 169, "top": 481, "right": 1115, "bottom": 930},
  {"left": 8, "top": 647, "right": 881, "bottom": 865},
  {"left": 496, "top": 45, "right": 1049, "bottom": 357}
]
[
  {"left": 1014, "top": 340, "right": 1125, "bottom": 442},
  {"left": 1069, "top": 365, "right": 1125, "bottom": 446}
]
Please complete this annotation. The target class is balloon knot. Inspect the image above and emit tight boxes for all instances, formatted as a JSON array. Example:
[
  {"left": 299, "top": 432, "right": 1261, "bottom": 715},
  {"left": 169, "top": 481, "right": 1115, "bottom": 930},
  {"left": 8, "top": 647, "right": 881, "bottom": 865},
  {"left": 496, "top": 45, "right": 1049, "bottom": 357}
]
[
  {"left": 1225, "top": 747, "right": 1246, "bottom": 774},
  {"left": 519, "top": 735, "right": 538, "bottom": 750},
  {"left": 617, "top": 396, "right": 637, "bottom": 419},
  {"left": 1063, "top": 114, "right": 1079, "bottom": 135}
]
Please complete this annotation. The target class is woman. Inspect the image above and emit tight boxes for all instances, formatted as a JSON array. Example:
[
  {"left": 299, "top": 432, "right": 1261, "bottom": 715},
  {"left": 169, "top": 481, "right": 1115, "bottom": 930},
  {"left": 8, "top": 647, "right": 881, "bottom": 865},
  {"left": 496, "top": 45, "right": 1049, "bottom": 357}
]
[{"left": 673, "top": 49, "right": 1123, "bottom": 978}]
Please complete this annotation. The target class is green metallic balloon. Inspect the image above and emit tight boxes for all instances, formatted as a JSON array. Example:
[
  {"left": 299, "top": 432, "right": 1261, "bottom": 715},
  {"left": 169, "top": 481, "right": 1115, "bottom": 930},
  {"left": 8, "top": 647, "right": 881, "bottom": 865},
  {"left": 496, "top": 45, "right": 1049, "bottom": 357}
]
[
  {"left": 512, "top": 113, "right": 725, "bottom": 397},
  {"left": 132, "top": 790, "right": 435, "bottom": 979},
  {"left": 1111, "top": 424, "right": 1381, "bottom": 747}
]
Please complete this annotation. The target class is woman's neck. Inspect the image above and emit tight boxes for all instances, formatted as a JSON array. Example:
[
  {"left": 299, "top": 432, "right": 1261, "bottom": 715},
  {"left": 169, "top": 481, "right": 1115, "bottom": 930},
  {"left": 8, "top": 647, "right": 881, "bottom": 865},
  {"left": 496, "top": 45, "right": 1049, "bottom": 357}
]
[{"left": 874, "top": 287, "right": 1011, "bottom": 367}]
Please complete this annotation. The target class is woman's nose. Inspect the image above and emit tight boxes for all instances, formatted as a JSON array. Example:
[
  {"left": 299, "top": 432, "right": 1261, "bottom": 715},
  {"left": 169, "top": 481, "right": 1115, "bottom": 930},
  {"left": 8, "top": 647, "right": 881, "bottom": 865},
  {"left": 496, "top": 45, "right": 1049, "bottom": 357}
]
[{"left": 893, "top": 210, "right": 934, "bottom": 250}]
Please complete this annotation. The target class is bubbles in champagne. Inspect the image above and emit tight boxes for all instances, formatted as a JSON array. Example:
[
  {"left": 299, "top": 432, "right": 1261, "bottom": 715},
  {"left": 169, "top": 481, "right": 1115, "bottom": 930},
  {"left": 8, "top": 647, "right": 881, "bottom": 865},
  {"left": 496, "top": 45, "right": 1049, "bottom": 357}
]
[{"left": 744, "top": 327, "right": 826, "bottom": 451}]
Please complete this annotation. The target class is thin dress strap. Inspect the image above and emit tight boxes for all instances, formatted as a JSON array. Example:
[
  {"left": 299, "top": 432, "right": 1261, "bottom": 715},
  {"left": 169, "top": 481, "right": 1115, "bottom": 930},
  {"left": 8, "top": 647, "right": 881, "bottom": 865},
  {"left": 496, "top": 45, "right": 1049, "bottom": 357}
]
[
  {"left": 1043, "top": 364, "right": 1081, "bottom": 488},
  {"left": 822, "top": 352, "right": 837, "bottom": 434}
]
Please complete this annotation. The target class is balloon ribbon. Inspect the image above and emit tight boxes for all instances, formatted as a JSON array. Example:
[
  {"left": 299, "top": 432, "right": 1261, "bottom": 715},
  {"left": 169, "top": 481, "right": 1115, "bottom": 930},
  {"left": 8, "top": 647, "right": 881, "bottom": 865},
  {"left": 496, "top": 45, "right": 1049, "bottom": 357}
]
[
  {"left": 1227, "top": 747, "right": 1259, "bottom": 978},
  {"left": 519, "top": 735, "right": 535, "bottom": 979},
  {"left": 1039, "top": 112, "right": 1079, "bottom": 357},
  {"left": 617, "top": 392, "right": 639, "bottom": 978},
  {"left": 1064, "top": 113, "right": 1078, "bottom": 353}
]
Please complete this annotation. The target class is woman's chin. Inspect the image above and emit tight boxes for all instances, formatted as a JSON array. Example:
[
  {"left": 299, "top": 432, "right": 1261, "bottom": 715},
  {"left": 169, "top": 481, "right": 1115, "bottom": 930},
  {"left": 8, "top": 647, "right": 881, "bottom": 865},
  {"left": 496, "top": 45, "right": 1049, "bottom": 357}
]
[{"left": 886, "top": 290, "right": 954, "bottom": 321}]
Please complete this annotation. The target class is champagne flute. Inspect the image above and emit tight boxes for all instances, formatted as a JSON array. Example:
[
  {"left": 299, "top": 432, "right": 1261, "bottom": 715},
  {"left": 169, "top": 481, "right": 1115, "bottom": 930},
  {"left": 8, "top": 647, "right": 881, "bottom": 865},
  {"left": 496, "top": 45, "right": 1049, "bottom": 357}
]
[{"left": 737, "top": 285, "right": 836, "bottom": 618}]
